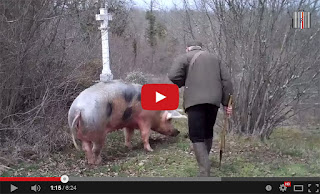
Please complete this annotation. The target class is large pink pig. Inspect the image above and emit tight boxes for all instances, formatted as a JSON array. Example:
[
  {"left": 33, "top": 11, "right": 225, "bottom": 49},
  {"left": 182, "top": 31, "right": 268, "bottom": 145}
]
[{"left": 68, "top": 80, "right": 186, "bottom": 165}]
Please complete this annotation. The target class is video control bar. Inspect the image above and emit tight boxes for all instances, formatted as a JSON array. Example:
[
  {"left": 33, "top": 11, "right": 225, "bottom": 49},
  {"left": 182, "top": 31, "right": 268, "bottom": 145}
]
[{"left": 1, "top": 177, "right": 319, "bottom": 194}]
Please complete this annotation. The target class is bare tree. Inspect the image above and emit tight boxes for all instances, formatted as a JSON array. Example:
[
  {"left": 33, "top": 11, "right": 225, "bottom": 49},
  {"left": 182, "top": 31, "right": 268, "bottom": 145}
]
[
  {"left": 0, "top": 0, "right": 131, "bottom": 160},
  {"left": 1, "top": 0, "right": 319, "bottom": 164},
  {"left": 179, "top": 0, "right": 320, "bottom": 140}
]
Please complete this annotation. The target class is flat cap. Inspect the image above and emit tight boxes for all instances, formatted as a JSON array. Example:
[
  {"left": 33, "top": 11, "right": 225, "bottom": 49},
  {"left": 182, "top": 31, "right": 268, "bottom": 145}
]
[{"left": 187, "top": 40, "right": 203, "bottom": 47}]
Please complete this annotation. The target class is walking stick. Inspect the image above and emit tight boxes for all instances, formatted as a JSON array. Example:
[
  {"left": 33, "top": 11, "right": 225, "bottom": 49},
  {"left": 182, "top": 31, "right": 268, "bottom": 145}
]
[{"left": 219, "top": 95, "right": 232, "bottom": 169}]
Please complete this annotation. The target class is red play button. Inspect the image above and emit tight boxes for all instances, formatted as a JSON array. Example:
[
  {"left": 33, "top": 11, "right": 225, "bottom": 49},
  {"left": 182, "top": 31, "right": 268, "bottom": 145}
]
[{"left": 141, "top": 84, "right": 179, "bottom": 110}]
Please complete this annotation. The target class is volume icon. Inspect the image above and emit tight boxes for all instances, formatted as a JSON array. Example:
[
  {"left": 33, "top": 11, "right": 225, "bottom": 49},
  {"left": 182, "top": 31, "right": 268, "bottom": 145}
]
[{"left": 31, "top": 185, "right": 41, "bottom": 192}]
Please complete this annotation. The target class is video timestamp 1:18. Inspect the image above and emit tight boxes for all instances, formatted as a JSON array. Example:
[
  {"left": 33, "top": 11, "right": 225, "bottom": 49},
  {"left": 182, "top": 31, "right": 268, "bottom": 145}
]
[{"left": 50, "top": 185, "right": 77, "bottom": 191}]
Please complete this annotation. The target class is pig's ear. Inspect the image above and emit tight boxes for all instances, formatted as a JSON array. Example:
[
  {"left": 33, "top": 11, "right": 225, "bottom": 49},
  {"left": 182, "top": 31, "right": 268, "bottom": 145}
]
[
  {"left": 161, "top": 111, "right": 169, "bottom": 122},
  {"left": 166, "top": 112, "right": 173, "bottom": 120},
  {"left": 167, "top": 110, "right": 187, "bottom": 119},
  {"left": 176, "top": 109, "right": 184, "bottom": 113}
]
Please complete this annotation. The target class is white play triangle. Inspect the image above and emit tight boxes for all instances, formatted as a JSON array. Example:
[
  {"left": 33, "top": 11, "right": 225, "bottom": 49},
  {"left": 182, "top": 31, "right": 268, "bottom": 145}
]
[
  {"left": 11, "top": 184, "right": 18, "bottom": 192},
  {"left": 156, "top": 92, "right": 166, "bottom": 103}
]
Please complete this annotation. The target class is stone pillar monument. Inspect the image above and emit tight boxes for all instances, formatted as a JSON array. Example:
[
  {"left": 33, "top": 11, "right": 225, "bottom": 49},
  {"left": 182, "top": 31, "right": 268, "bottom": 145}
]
[{"left": 96, "top": 3, "right": 113, "bottom": 82}]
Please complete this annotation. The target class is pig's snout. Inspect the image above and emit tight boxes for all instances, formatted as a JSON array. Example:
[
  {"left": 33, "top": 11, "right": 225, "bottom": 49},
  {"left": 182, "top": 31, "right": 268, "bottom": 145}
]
[{"left": 171, "top": 128, "right": 180, "bottom": 137}]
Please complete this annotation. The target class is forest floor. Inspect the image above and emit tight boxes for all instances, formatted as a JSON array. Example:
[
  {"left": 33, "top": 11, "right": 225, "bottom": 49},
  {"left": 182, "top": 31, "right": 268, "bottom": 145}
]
[{"left": 2, "top": 118, "right": 320, "bottom": 177}]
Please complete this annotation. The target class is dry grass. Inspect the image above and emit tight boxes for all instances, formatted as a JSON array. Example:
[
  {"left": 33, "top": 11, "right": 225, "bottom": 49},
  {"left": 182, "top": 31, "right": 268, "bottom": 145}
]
[{"left": 2, "top": 121, "right": 320, "bottom": 177}]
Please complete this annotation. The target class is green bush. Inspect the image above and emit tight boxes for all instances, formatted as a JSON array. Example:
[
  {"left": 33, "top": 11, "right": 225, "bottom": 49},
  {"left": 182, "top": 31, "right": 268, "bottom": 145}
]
[{"left": 125, "top": 71, "right": 148, "bottom": 85}]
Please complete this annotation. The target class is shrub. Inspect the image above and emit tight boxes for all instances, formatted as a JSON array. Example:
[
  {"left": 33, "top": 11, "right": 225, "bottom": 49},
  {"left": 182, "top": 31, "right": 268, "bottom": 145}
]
[{"left": 125, "top": 71, "right": 148, "bottom": 85}]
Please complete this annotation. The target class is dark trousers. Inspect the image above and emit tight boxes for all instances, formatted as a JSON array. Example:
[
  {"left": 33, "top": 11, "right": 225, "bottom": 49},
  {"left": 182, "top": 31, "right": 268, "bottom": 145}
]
[{"left": 186, "top": 104, "right": 219, "bottom": 143}]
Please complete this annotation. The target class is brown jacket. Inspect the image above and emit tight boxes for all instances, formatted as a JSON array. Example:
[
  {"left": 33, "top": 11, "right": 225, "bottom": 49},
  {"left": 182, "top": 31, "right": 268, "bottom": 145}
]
[{"left": 168, "top": 47, "right": 233, "bottom": 110}]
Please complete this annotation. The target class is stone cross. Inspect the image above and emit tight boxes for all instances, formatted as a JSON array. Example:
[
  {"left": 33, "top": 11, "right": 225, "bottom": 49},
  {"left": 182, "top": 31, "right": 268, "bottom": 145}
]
[{"left": 96, "top": 4, "right": 113, "bottom": 82}]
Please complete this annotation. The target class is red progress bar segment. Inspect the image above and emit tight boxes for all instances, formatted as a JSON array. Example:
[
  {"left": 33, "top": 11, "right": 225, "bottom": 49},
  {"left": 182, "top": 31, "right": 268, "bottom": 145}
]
[
  {"left": 302, "top": 12, "right": 304, "bottom": 29},
  {"left": 0, "top": 177, "right": 60, "bottom": 181}
]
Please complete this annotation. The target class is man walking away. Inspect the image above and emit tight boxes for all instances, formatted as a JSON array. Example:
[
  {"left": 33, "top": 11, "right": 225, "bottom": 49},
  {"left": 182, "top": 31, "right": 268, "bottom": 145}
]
[{"left": 168, "top": 40, "right": 233, "bottom": 177}]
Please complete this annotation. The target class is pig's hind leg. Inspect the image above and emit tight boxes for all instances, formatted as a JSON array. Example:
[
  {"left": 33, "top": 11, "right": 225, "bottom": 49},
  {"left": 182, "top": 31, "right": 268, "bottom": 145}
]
[
  {"left": 82, "top": 141, "right": 95, "bottom": 165},
  {"left": 124, "top": 128, "right": 134, "bottom": 149},
  {"left": 92, "top": 135, "right": 106, "bottom": 165}
]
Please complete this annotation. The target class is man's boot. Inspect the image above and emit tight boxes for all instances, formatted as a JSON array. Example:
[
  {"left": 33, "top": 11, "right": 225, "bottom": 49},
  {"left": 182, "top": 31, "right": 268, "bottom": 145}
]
[
  {"left": 204, "top": 138, "right": 213, "bottom": 154},
  {"left": 193, "top": 142, "right": 210, "bottom": 177}
]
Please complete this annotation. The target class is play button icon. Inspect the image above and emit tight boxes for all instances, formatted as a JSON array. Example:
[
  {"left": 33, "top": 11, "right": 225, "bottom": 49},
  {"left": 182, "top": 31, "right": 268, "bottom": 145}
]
[
  {"left": 156, "top": 92, "right": 166, "bottom": 103},
  {"left": 141, "top": 84, "right": 179, "bottom": 110},
  {"left": 10, "top": 184, "right": 18, "bottom": 192}
]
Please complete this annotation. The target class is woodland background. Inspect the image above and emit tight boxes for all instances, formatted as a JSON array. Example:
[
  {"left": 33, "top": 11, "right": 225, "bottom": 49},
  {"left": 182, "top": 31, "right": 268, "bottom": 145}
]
[{"left": 0, "top": 0, "right": 319, "bottom": 174}]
